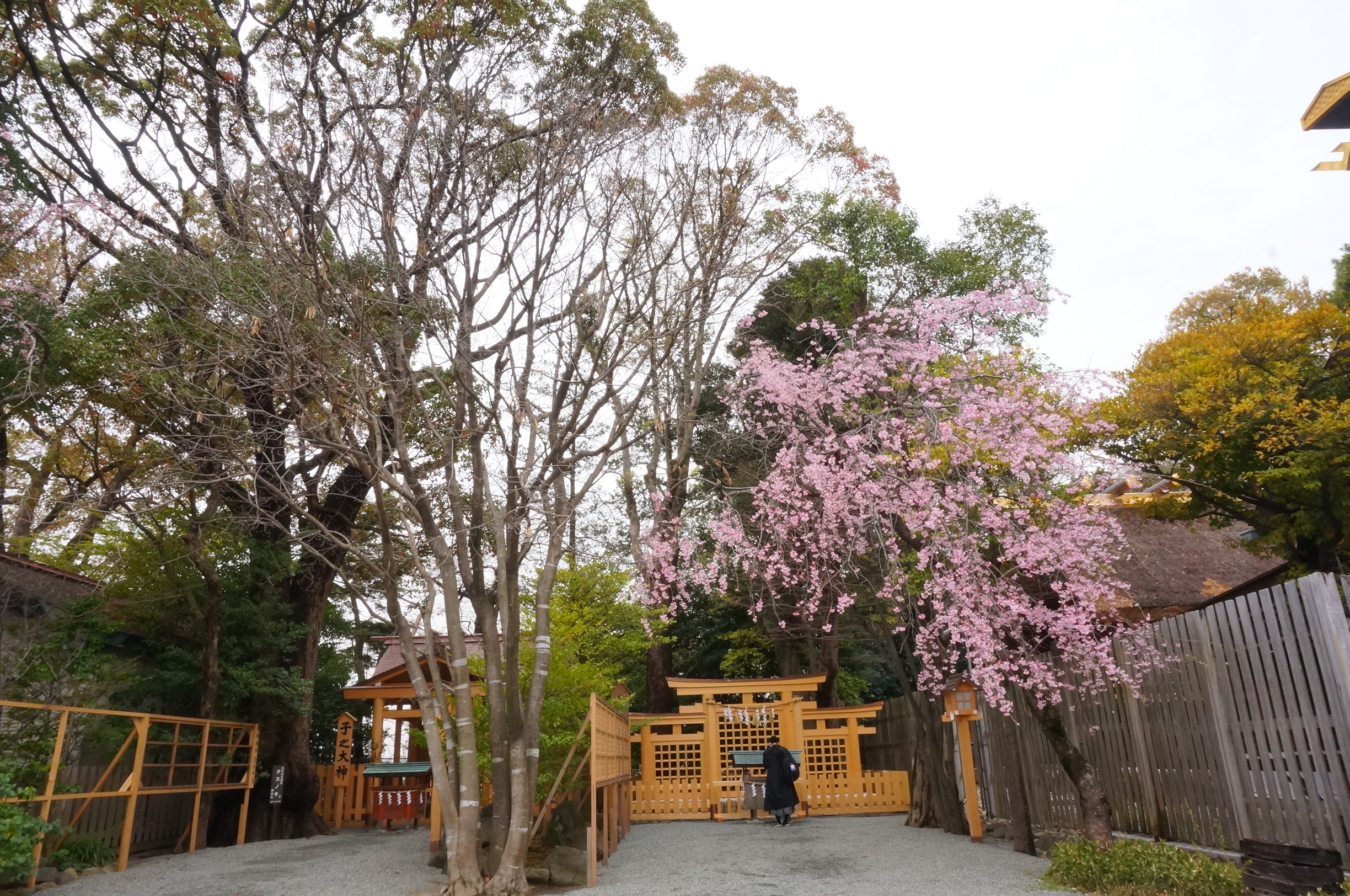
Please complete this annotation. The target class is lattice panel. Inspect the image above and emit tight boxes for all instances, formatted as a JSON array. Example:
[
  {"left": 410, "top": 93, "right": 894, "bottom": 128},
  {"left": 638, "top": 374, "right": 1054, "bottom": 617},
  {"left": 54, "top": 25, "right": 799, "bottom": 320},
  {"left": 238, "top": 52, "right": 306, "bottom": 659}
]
[
  {"left": 717, "top": 708, "right": 780, "bottom": 776},
  {"left": 804, "top": 737, "right": 847, "bottom": 777},
  {"left": 590, "top": 694, "right": 631, "bottom": 785},
  {"left": 652, "top": 742, "right": 701, "bottom": 780}
]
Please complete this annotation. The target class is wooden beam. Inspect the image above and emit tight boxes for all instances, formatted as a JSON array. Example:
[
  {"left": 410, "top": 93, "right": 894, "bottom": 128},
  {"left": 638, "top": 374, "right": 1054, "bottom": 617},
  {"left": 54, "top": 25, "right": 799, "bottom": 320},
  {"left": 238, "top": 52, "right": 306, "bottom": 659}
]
[{"left": 118, "top": 717, "right": 149, "bottom": 872}]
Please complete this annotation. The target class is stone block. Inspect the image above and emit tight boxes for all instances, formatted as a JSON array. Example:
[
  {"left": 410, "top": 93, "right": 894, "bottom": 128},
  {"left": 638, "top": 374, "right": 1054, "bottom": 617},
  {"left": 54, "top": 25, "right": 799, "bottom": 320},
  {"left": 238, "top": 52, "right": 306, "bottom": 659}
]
[
  {"left": 544, "top": 846, "right": 588, "bottom": 887},
  {"left": 54, "top": 870, "right": 77, "bottom": 886},
  {"left": 525, "top": 867, "right": 550, "bottom": 884},
  {"left": 33, "top": 870, "right": 57, "bottom": 885}
]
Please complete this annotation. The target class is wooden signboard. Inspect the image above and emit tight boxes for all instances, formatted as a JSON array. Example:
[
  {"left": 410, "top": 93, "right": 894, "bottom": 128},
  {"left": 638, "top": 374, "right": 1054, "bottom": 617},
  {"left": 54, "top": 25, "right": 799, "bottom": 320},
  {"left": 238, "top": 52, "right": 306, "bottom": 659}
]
[{"left": 334, "top": 713, "right": 356, "bottom": 787}]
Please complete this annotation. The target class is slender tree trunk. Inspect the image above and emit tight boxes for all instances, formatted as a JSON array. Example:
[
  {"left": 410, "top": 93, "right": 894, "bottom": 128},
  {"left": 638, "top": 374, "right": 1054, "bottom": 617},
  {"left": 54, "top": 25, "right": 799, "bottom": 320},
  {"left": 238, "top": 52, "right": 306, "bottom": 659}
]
[{"left": 1026, "top": 700, "right": 1112, "bottom": 845}]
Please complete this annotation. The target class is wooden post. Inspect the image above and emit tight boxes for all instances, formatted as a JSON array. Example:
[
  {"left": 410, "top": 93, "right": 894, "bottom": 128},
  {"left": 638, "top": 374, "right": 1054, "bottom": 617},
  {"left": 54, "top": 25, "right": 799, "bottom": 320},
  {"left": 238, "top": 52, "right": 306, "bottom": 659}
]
[
  {"left": 237, "top": 724, "right": 256, "bottom": 846},
  {"left": 428, "top": 783, "right": 441, "bottom": 853},
  {"left": 703, "top": 697, "right": 719, "bottom": 816},
  {"left": 639, "top": 721, "right": 654, "bottom": 787},
  {"left": 588, "top": 695, "right": 597, "bottom": 887},
  {"left": 845, "top": 716, "right": 862, "bottom": 780},
  {"left": 27, "top": 710, "right": 69, "bottom": 886},
  {"left": 188, "top": 721, "right": 211, "bottom": 854},
  {"left": 118, "top": 716, "right": 149, "bottom": 872},
  {"left": 601, "top": 785, "right": 610, "bottom": 866},
  {"left": 955, "top": 716, "right": 983, "bottom": 843},
  {"left": 372, "top": 699, "right": 385, "bottom": 762},
  {"left": 782, "top": 697, "right": 803, "bottom": 752}
]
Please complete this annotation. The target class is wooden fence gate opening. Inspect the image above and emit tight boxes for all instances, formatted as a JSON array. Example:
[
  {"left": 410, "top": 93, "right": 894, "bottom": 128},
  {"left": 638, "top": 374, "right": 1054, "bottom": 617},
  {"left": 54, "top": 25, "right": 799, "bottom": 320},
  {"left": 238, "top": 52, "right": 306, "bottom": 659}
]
[
  {"left": 975, "top": 572, "right": 1350, "bottom": 865},
  {"left": 0, "top": 700, "right": 257, "bottom": 885}
]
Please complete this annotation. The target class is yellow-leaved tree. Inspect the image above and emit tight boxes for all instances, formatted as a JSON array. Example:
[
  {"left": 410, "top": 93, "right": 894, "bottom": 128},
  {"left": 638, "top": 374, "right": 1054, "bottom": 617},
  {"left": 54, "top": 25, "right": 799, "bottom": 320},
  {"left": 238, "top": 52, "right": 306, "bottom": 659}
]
[{"left": 1103, "top": 262, "right": 1350, "bottom": 573}]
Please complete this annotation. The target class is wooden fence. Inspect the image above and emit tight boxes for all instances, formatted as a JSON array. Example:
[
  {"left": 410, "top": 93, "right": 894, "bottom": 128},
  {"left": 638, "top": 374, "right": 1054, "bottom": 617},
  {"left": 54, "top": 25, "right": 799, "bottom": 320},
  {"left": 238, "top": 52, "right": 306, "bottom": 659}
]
[
  {"left": 315, "top": 763, "right": 373, "bottom": 828},
  {"left": 0, "top": 701, "right": 257, "bottom": 884},
  {"left": 588, "top": 693, "right": 631, "bottom": 887},
  {"left": 980, "top": 572, "right": 1350, "bottom": 864}
]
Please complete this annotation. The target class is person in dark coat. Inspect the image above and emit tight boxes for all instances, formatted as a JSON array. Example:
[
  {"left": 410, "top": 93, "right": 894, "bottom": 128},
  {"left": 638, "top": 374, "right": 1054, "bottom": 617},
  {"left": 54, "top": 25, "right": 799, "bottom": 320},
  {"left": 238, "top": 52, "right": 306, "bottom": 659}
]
[{"left": 762, "top": 735, "right": 799, "bottom": 826}]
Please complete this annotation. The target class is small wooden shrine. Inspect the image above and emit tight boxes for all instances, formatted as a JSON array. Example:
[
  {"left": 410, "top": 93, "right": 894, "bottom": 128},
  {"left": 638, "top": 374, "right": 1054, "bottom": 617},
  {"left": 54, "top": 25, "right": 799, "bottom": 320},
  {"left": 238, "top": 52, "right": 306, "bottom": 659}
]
[
  {"left": 629, "top": 675, "right": 909, "bottom": 821},
  {"left": 325, "top": 635, "right": 487, "bottom": 846}
]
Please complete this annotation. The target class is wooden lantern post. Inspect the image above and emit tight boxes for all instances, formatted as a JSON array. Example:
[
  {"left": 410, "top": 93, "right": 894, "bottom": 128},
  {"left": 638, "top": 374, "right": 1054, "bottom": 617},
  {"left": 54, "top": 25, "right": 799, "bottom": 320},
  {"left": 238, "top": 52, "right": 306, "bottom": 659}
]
[{"left": 941, "top": 678, "right": 984, "bottom": 843}]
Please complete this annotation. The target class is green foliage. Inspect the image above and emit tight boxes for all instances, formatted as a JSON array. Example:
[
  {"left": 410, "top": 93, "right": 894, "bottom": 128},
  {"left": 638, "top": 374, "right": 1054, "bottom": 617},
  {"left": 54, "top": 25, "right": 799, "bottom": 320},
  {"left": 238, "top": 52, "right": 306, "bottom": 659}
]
[
  {"left": 833, "top": 668, "right": 868, "bottom": 706},
  {"left": 550, "top": 563, "right": 651, "bottom": 694},
  {"left": 0, "top": 760, "right": 63, "bottom": 884},
  {"left": 1103, "top": 267, "right": 1350, "bottom": 572},
  {"left": 49, "top": 837, "right": 115, "bottom": 871},
  {"left": 1045, "top": 838, "right": 1243, "bottom": 896},
  {"left": 1331, "top": 244, "right": 1350, "bottom": 311},
  {"left": 737, "top": 195, "right": 1053, "bottom": 361},
  {"left": 79, "top": 515, "right": 309, "bottom": 722},
  {"left": 666, "top": 589, "right": 761, "bottom": 682},
  {"left": 719, "top": 627, "right": 775, "bottom": 679},
  {"left": 0, "top": 590, "right": 135, "bottom": 785},
  {"left": 309, "top": 600, "right": 386, "bottom": 764}
]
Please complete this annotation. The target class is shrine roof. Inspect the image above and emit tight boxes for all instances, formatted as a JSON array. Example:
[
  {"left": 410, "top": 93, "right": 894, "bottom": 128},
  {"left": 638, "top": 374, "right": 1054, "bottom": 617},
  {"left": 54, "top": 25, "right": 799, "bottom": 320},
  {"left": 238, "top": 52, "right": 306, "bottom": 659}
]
[
  {"left": 367, "top": 633, "right": 494, "bottom": 681},
  {"left": 363, "top": 762, "right": 431, "bottom": 776},
  {"left": 666, "top": 674, "right": 827, "bottom": 696},
  {"left": 1304, "top": 71, "right": 1350, "bottom": 130}
]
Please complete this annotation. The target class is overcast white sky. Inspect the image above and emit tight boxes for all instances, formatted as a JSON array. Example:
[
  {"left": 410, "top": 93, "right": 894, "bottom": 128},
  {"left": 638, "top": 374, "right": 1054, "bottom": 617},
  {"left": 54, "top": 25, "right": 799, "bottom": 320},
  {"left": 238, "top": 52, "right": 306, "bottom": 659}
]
[{"left": 647, "top": 0, "right": 1350, "bottom": 375}]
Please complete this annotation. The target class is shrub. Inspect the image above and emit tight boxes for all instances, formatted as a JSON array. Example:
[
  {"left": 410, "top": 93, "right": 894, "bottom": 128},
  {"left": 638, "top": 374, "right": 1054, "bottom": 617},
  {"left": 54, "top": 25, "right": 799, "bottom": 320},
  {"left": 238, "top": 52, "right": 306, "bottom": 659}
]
[
  {"left": 1045, "top": 837, "right": 1243, "bottom": 896},
  {"left": 0, "top": 760, "right": 63, "bottom": 884},
  {"left": 50, "top": 837, "right": 116, "bottom": 870}
]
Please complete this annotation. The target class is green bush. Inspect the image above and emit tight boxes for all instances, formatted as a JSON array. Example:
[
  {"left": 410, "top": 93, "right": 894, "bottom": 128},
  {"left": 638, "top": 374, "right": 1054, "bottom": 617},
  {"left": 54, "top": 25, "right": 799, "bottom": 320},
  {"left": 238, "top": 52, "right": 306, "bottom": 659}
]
[
  {"left": 0, "top": 760, "right": 63, "bottom": 884},
  {"left": 50, "top": 837, "right": 115, "bottom": 870},
  {"left": 1045, "top": 837, "right": 1243, "bottom": 896}
]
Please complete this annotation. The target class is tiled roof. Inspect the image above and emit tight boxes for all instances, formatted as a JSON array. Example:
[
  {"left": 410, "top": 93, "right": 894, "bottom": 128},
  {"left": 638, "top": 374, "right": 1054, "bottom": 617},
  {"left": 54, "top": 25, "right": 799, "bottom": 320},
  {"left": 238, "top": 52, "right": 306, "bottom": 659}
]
[
  {"left": 367, "top": 633, "right": 491, "bottom": 682},
  {"left": 0, "top": 551, "right": 99, "bottom": 618},
  {"left": 1111, "top": 509, "right": 1284, "bottom": 609}
]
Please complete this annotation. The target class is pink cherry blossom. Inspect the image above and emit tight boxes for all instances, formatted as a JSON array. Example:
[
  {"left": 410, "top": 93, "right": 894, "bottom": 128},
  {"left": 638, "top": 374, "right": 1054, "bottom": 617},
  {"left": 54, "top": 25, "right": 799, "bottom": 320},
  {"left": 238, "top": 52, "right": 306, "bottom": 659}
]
[{"left": 695, "top": 285, "right": 1150, "bottom": 711}]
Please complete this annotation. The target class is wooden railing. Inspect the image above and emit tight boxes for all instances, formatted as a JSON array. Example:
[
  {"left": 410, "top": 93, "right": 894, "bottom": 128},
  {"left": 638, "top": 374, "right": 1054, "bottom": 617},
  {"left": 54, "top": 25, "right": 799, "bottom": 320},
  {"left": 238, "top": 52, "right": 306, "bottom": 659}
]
[
  {"left": 314, "top": 763, "right": 371, "bottom": 828},
  {"left": 799, "top": 771, "right": 910, "bottom": 815},
  {"left": 628, "top": 770, "right": 910, "bottom": 822},
  {"left": 0, "top": 700, "right": 256, "bottom": 885},
  {"left": 630, "top": 778, "right": 711, "bottom": 820}
]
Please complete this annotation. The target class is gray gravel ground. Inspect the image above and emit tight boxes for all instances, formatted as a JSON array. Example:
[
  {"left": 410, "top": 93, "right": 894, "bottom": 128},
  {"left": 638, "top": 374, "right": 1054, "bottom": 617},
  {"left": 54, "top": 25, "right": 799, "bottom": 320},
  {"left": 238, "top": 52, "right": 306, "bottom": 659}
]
[
  {"left": 50, "top": 815, "right": 1070, "bottom": 896},
  {"left": 57, "top": 827, "right": 444, "bottom": 896},
  {"left": 588, "top": 815, "right": 1069, "bottom": 896}
]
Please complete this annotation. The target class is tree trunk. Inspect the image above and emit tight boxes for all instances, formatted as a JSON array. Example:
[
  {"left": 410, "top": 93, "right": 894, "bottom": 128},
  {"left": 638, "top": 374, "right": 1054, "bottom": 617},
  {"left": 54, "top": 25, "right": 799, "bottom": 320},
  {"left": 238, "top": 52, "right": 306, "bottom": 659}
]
[
  {"left": 646, "top": 641, "right": 674, "bottom": 714},
  {"left": 268, "top": 462, "right": 370, "bottom": 839},
  {"left": 814, "top": 636, "right": 840, "bottom": 708},
  {"left": 1007, "top": 724, "right": 1035, "bottom": 856},
  {"left": 1026, "top": 700, "right": 1112, "bottom": 845},
  {"left": 905, "top": 691, "right": 967, "bottom": 834}
]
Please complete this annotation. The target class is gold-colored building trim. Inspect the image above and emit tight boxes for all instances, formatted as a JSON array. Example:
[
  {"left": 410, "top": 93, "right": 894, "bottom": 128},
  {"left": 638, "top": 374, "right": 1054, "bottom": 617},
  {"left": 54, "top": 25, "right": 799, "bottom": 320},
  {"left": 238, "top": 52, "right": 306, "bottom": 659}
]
[{"left": 1302, "top": 71, "right": 1350, "bottom": 130}]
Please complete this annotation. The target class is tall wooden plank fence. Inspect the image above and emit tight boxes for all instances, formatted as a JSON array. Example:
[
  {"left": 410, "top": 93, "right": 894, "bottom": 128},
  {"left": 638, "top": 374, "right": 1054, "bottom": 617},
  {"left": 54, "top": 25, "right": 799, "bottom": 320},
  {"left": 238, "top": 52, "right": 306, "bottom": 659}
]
[{"left": 980, "top": 572, "right": 1350, "bottom": 865}]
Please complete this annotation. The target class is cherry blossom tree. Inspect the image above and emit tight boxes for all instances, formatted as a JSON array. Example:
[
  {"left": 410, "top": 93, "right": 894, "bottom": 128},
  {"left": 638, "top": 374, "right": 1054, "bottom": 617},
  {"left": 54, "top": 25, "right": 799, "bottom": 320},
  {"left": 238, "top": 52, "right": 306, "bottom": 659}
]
[{"left": 705, "top": 285, "right": 1144, "bottom": 844}]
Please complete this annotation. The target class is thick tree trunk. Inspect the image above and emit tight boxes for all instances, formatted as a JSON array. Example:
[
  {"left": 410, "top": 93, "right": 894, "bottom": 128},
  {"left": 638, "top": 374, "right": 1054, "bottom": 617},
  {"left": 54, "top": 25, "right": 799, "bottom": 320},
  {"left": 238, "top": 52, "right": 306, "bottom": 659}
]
[
  {"left": 1007, "top": 725, "right": 1035, "bottom": 856},
  {"left": 905, "top": 691, "right": 967, "bottom": 834},
  {"left": 1027, "top": 700, "right": 1112, "bottom": 845},
  {"left": 268, "top": 462, "right": 369, "bottom": 839},
  {"left": 813, "top": 636, "right": 840, "bottom": 708},
  {"left": 646, "top": 641, "right": 675, "bottom": 713}
]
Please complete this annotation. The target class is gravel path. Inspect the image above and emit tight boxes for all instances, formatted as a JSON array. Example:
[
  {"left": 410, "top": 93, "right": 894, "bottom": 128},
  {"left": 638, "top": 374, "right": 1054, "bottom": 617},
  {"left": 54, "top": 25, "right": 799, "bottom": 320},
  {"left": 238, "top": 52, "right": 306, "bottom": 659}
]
[
  {"left": 48, "top": 815, "right": 1069, "bottom": 896},
  {"left": 56, "top": 827, "right": 444, "bottom": 896},
  {"left": 589, "top": 816, "right": 1069, "bottom": 896}
]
